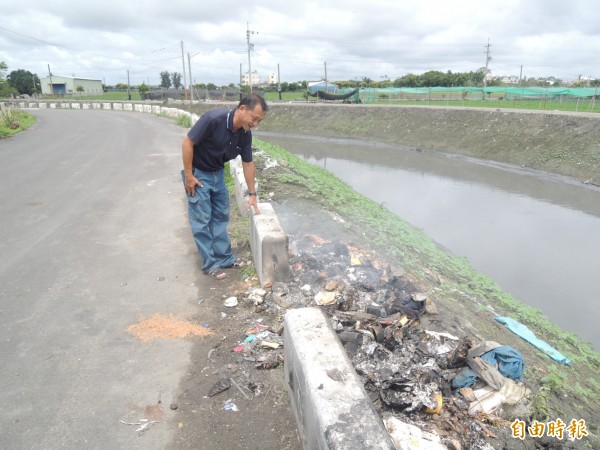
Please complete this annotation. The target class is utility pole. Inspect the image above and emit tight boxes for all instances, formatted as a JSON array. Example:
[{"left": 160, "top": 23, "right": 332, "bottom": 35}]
[
  {"left": 483, "top": 38, "right": 492, "bottom": 90},
  {"left": 324, "top": 61, "right": 328, "bottom": 92},
  {"left": 187, "top": 53, "right": 193, "bottom": 103},
  {"left": 181, "top": 41, "right": 187, "bottom": 100},
  {"left": 518, "top": 65, "right": 523, "bottom": 87},
  {"left": 277, "top": 63, "right": 281, "bottom": 100},
  {"left": 47, "top": 64, "right": 54, "bottom": 98},
  {"left": 127, "top": 69, "right": 131, "bottom": 100},
  {"left": 246, "top": 22, "right": 256, "bottom": 94},
  {"left": 239, "top": 63, "right": 243, "bottom": 101}
]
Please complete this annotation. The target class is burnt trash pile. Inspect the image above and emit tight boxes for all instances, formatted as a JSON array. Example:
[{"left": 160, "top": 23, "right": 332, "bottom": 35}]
[{"left": 249, "top": 233, "right": 533, "bottom": 450}]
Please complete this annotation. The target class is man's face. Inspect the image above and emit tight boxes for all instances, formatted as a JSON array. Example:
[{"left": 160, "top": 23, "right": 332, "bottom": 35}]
[{"left": 239, "top": 104, "right": 265, "bottom": 131}]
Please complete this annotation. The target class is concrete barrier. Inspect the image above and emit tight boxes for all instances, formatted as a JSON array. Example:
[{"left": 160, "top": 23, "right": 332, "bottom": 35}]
[
  {"left": 249, "top": 202, "right": 290, "bottom": 286},
  {"left": 102, "top": 103, "right": 112, "bottom": 110},
  {"left": 284, "top": 308, "right": 395, "bottom": 450},
  {"left": 113, "top": 103, "right": 123, "bottom": 111}
]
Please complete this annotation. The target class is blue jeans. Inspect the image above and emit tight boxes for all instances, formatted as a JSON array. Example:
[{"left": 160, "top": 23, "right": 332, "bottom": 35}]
[{"left": 182, "top": 168, "right": 235, "bottom": 272}]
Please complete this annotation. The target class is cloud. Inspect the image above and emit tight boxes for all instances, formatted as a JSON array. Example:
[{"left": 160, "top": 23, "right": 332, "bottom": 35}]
[{"left": 1, "top": 0, "right": 599, "bottom": 86}]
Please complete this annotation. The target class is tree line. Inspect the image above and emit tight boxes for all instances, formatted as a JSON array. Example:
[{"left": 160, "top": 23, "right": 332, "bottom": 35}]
[{"left": 3, "top": 61, "right": 600, "bottom": 98}]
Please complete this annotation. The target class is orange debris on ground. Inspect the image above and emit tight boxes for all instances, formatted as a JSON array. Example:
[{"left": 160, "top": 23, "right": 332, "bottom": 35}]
[{"left": 127, "top": 314, "right": 214, "bottom": 343}]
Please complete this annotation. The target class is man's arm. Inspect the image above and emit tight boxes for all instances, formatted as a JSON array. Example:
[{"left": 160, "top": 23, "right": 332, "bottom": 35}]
[
  {"left": 182, "top": 136, "right": 202, "bottom": 195},
  {"left": 242, "top": 160, "right": 260, "bottom": 214}
]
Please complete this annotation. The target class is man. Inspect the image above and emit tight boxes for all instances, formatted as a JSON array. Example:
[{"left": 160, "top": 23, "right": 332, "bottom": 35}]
[{"left": 182, "top": 93, "right": 267, "bottom": 280}]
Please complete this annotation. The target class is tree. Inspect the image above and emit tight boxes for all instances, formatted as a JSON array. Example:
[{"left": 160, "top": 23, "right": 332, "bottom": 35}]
[
  {"left": 172, "top": 72, "right": 182, "bottom": 89},
  {"left": 160, "top": 71, "right": 171, "bottom": 89},
  {"left": 0, "top": 62, "right": 19, "bottom": 98},
  {"left": 7, "top": 69, "right": 40, "bottom": 96},
  {"left": 76, "top": 85, "right": 84, "bottom": 98},
  {"left": 138, "top": 82, "right": 149, "bottom": 99},
  {"left": 115, "top": 83, "right": 128, "bottom": 89}
]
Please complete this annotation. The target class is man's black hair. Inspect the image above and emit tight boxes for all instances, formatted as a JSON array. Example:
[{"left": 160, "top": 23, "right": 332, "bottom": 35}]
[{"left": 238, "top": 93, "right": 268, "bottom": 112}]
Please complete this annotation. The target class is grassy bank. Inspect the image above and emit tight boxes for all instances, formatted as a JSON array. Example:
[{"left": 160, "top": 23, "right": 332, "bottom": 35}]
[{"left": 0, "top": 107, "right": 36, "bottom": 138}]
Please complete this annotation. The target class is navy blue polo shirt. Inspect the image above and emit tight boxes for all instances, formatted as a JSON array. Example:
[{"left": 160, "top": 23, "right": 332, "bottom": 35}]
[{"left": 188, "top": 108, "right": 253, "bottom": 172}]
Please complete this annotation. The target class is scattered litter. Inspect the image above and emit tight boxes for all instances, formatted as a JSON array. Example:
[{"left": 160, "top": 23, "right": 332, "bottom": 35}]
[
  {"left": 120, "top": 419, "right": 163, "bottom": 436},
  {"left": 223, "top": 399, "right": 239, "bottom": 412},
  {"left": 208, "top": 378, "right": 231, "bottom": 397},
  {"left": 314, "top": 291, "right": 336, "bottom": 305},
  {"left": 224, "top": 297, "right": 238, "bottom": 308},
  {"left": 232, "top": 344, "right": 245, "bottom": 352},
  {"left": 229, "top": 377, "right": 251, "bottom": 400},
  {"left": 197, "top": 298, "right": 205, "bottom": 305},
  {"left": 383, "top": 416, "right": 448, "bottom": 450}
]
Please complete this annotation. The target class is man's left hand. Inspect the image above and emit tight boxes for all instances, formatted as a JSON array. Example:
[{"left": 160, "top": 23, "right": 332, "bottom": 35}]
[{"left": 248, "top": 195, "right": 260, "bottom": 214}]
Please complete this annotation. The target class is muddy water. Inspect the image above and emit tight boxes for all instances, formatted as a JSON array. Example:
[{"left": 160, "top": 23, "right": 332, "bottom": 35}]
[{"left": 256, "top": 132, "right": 600, "bottom": 350}]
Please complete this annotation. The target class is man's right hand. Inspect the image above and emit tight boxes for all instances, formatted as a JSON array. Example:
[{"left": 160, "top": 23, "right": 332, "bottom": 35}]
[{"left": 185, "top": 174, "right": 202, "bottom": 196}]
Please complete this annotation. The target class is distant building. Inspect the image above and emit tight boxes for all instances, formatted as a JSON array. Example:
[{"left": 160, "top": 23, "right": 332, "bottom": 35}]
[
  {"left": 265, "top": 73, "right": 277, "bottom": 85},
  {"left": 39, "top": 75, "right": 103, "bottom": 96},
  {"left": 499, "top": 75, "right": 520, "bottom": 85},
  {"left": 241, "top": 71, "right": 260, "bottom": 87}
]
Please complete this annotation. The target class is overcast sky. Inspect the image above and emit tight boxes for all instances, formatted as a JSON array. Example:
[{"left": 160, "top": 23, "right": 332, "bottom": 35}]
[{"left": 1, "top": 0, "right": 598, "bottom": 87}]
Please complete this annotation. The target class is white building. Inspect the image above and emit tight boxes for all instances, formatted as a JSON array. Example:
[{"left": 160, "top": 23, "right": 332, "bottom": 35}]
[
  {"left": 39, "top": 75, "right": 103, "bottom": 96},
  {"left": 265, "top": 73, "right": 277, "bottom": 85},
  {"left": 499, "top": 75, "right": 520, "bottom": 85},
  {"left": 241, "top": 71, "right": 260, "bottom": 87}
]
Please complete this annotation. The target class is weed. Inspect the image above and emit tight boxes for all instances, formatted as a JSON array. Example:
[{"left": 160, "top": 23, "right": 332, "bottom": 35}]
[
  {"left": 176, "top": 114, "right": 192, "bottom": 128},
  {"left": 1, "top": 106, "right": 20, "bottom": 130}
]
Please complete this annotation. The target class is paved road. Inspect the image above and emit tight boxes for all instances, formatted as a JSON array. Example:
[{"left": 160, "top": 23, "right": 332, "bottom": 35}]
[{"left": 0, "top": 109, "right": 205, "bottom": 449}]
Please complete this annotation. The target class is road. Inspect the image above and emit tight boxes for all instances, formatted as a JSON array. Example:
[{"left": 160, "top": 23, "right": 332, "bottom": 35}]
[{"left": 0, "top": 109, "right": 204, "bottom": 449}]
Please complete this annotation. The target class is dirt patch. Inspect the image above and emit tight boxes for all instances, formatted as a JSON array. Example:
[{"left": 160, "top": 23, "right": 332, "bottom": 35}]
[{"left": 127, "top": 314, "right": 215, "bottom": 342}]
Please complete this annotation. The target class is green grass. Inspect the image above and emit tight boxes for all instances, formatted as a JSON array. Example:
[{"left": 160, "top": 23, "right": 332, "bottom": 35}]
[{"left": 0, "top": 107, "right": 36, "bottom": 138}]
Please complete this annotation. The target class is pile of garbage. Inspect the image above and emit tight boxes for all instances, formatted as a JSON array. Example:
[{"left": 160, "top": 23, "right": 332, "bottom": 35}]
[{"left": 237, "top": 233, "right": 533, "bottom": 449}]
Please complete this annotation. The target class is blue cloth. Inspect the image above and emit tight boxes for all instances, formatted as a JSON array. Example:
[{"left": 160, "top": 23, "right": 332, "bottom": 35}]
[
  {"left": 495, "top": 317, "right": 572, "bottom": 365},
  {"left": 451, "top": 345, "right": 525, "bottom": 389},
  {"left": 481, "top": 345, "right": 524, "bottom": 381},
  {"left": 182, "top": 168, "right": 235, "bottom": 273}
]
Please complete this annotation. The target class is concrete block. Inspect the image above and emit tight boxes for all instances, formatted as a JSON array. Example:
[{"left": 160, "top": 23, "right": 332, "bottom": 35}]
[
  {"left": 112, "top": 103, "right": 123, "bottom": 110},
  {"left": 134, "top": 104, "right": 143, "bottom": 112},
  {"left": 60, "top": 102, "right": 70, "bottom": 109},
  {"left": 102, "top": 103, "right": 112, "bottom": 110},
  {"left": 232, "top": 163, "right": 258, "bottom": 217},
  {"left": 152, "top": 105, "right": 161, "bottom": 114},
  {"left": 71, "top": 103, "right": 80, "bottom": 109},
  {"left": 249, "top": 202, "right": 289, "bottom": 285},
  {"left": 92, "top": 103, "right": 101, "bottom": 110},
  {"left": 124, "top": 103, "right": 133, "bottom": 111},
  {"left": 191, "top": 113, "right": 199, "bottom": 123},
  {"left": 18, "top": 102, "right": 26, "bottom": 108},
  {"left": 143, "top": 104, "right": 152, "bottom": 113},
  {"left": 284, "top": 308, "right": 395, "bottom": 450},
  {"left": 38, "top": 102, "right": 47, "bottom": 109},
  {"left": 28, "top": 102, "right": 37, "bottom": 108},
  {"left": 49, "top": 103, "right": 57, "bottom": 109},
  {"left": 82, "top": 103, "right": 90, "bottom": 110}
]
